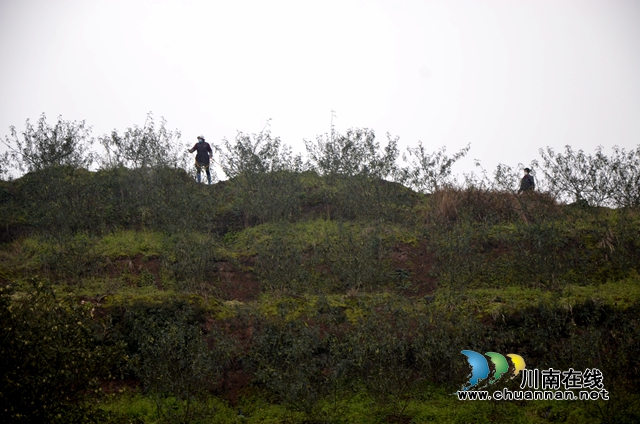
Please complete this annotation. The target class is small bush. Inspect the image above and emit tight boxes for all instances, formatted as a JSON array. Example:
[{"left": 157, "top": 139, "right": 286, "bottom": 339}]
[
  {"left": 112, "top": 299, "right": 235, "bottom": 423},
  {"left": 0, "top": 280, "right": 124, "bottom": 423},
  {"left": 250, "top": 317, "right": 348, "bottom": 423},
  {"left": 2, "top": 113, "right": 94, "bottom": 173}
]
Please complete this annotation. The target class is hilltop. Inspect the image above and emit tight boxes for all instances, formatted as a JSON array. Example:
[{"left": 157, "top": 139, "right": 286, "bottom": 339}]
[
  {"left": 1, "top": 164, "right": 640, "bottom": 423},
  {"left": 1, "top": 118, "right": 640, "bottom": 422}
]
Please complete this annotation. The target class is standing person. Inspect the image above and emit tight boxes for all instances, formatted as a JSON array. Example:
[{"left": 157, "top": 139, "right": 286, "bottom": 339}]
[
  {"left": 189, "top": 135, "right": 213, "bottom": 184},
  {"left": 518, "top": 167, "right": 535, "bottom": 194}
]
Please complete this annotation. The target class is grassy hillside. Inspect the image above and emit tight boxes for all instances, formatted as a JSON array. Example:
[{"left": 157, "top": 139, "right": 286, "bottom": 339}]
[{"left": 1, "top": 166, "right": 639, "bottom": 423}]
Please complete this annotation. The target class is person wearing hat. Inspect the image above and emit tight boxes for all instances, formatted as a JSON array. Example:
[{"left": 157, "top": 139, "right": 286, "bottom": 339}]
[
  {"left": 518, "top": 167, "right": 535, "bottom": 194},
  {"left": 189, "top": 135, "right": 213, "bottom": 184}
]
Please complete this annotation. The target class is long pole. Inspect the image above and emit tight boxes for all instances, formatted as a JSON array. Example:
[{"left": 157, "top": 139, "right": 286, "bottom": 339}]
[
  {"left": 261, "top": 118, "right": 272, "bottom": 134},
  {"left": 330, "top": 110, "right": 336, "bottom": 142}
]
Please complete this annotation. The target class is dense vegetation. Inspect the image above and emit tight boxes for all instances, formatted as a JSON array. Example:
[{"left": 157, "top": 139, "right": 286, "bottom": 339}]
[{"left": 1, "top": 114, "right": 639, "bottom": 423}]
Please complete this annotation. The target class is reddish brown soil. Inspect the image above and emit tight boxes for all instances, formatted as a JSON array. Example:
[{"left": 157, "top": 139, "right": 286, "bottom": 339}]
[
  {"left": 385, "top": 414, "right": 413, "bottom": 424},
  {"left": 300, "top": 202, "right": 333, "bottom": 219},
  {"left": 91, "top": 238, "right": 439, "bottom": 403},
  {"left": 209, "top": 314, "right": 259, "bottom": 405},
  {"left": 104, "top": 253, "right": 261, "bottom": 302},
  {"left": 215, "top": 260, "right": 261, "bottom": 302},
  {"left": 100, "top": 379, "right": 140, "bottom": 395},
  {"left": 389, "top": 239, "right": 437, "bottom": 297},
  {"left": 131, "top": 254, "right": 161, "bottom": 284},
  {"left": 105, "top": 253, "right": 162, "bottom": 288},
  {"left": 219, "top": 369, "right": 253, "bottom": 406}
]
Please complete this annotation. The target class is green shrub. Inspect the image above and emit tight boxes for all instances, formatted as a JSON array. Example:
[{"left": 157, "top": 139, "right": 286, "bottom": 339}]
[
  {"left": 112, "top": 300, "right": 234, "bottom": 423},
  {"left": 162, "top": 232, "right": 220, "bottom": 294},
  {"left": 0, "top": 280, "right": 124, "bottom": 423},
  {"left": 2, "top": 113, "right": 94, "bottom": 173},
  {"left": 250, "top": 317, "right": 348, "bottom": 423},
  {"left": 253, "top": 225, "right": 310, "bottom": 294},
  {"left": 348, "top": 307, "right": 418, "bottom": 418}
]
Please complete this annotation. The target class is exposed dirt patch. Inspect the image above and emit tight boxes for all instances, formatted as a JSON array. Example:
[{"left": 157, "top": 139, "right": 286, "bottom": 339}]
[
  {"left": 0, "top": 274, "right": 11, "bottom": 288},
  {"left": 390, "top": 238, "right": 437, "bottom": 297},
  {"left": 103, "top": 253, "right": 260, "bottom": 301},
  {"left": 77, "top": 295, "right": 112, "bottom": 320},
  {"left": 215, "top": 261, "right": 261, "bottom": 302},
  {"left": 385, "top": 413, "right": 413, "bottom": 424},
  {"left": 101, "top": 379, "right": 140, "bottom": 395},
  {"left": 300, "top": 202, "right": 333, "bottom": 220},
  {"left": 211, "top": 316, "right": 256, "bottom": 371},
  {"left": 131, "top": 254, "right": 161, "bottom": 283},
  {"left": 219, "top": 369, "right": 253, "bottom": 406},
  {"left": 105, "top": 254, "right": 163, "bottom": 289},
  {"left": 210, "top": 314, "right": 259, "bottom": 405}
]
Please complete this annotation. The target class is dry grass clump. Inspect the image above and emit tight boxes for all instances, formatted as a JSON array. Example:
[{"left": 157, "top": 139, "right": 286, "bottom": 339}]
[{"left": 422, "top": 187, "right": 561, "bottom": 227}]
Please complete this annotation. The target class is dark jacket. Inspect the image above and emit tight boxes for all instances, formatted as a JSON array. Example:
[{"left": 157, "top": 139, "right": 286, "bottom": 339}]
[
  {"left": 190, "top": 142, "right": 212, "bottom": 165},
  {"left": 519, "top": 174, "right": 535, "bottom": 193}
]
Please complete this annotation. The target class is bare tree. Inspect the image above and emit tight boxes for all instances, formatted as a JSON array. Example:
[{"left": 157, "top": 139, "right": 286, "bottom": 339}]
[
  {"left": 400, "top": 142, "right": 470, "bottom": 193},
  {"left": 2, "top": 114, "right": 94, "bottom": 174},
  {"left": 213, "top": 129, "right": 304, "bottom": 224},
  {"left": 99, "top": 113, "right": 187, "bottom": 170},
  {"left": 535, "top": 145, "right": 613, "bottom": 206},
  {"left": 305, "top": 128, "right": 400, "bottom": 180},
  {"left": 609, "top": 145, "right": 640, "bottom": 208},
  {"left": 214, "top": 129, "right": 302, "bottom": 178}
]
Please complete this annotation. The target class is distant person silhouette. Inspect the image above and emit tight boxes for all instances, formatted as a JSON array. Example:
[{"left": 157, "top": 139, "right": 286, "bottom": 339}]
[
  {"left": 518, "top": 168, "right": 535, "bottom": 194},
  {"left": 189, "top": 135, "right": 213, "bottom": 184}
]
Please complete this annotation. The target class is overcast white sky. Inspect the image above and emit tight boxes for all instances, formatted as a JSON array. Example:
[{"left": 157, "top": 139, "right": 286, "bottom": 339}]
[{"left": 1, "top": 0, "right": 639, "bottom": 177}]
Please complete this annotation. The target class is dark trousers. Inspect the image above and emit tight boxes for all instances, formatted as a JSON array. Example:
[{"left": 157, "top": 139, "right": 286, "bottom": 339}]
[{"left": 196, "top": 162, "right": 211, "bottom": 184}]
